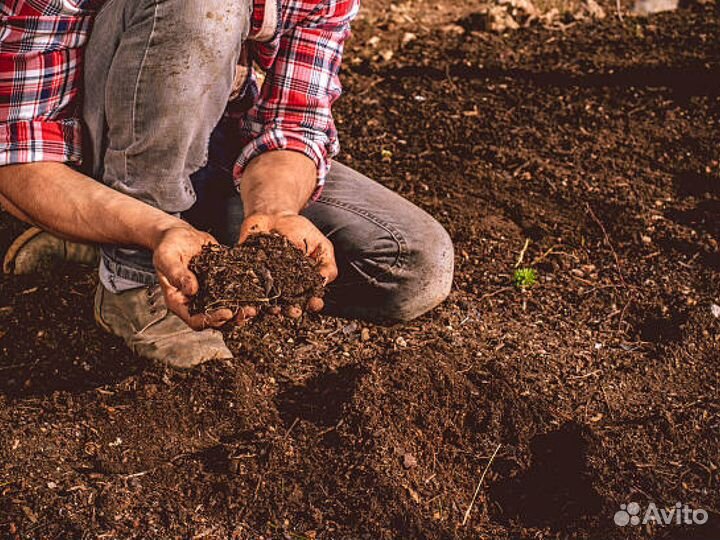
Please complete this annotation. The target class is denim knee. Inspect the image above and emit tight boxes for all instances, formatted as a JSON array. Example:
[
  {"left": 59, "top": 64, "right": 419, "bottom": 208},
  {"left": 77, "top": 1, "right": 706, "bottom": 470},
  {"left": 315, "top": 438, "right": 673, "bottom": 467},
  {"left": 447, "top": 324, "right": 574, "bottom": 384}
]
[{"left": 388, "top": 220, "right": 454, "bottom": 322}]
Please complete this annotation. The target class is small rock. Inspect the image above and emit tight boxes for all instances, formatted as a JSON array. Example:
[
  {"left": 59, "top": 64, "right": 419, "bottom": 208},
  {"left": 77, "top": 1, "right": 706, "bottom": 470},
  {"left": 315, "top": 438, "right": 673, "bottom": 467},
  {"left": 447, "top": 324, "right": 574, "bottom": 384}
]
[
  {"left": 501, "top": 0, "right": 539, "bottom": 18},
  {"left": 108, "top": 437, "right": 123, "bottom": 447},
  {"left": 583, "top": 0, "right": 606, "bottom": 18},
  {"left": 395, "top": 336, "right": 407, "bottom": 347},
  {"left": 711, "top": 303, "right": 720, "bottom": 319},
  {"left": 401, "top": 32, "right": 417, "bottom": 46},
  {"left": 403, "top": 453, "right": 418, "bottom": 469},
  {"left": 440, "top": 23, "right": 466, "bottom": 35},
  {"left": 47, "top": 481, "right": 57, "bottom": 489},
  {"left": 360, "top": 327, "right": 371, "bottom": 342},
  {"left": 342, "top": 322, "right": 359, "bottom": 335},
  {"left": 633, "top": 0, "right": 678, "bottom": 14},
  {"left": 488, "top": 6, "right": 520, "bottom": 32},
  {"left": 379, "top": 49, "right": 394, "bottom": 62}
]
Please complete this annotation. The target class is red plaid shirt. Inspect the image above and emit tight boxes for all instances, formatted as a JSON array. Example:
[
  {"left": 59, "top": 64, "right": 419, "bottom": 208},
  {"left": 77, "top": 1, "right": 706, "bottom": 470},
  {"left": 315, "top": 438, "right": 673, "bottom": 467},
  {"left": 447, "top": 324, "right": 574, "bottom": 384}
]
[{"left": 0, "top": 0, "right": 359, "bottom": 187}]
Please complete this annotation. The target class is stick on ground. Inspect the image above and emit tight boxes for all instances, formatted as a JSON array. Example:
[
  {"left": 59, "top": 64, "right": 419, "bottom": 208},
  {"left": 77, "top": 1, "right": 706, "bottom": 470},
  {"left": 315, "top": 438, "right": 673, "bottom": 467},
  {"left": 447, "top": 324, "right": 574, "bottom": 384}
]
[{"left": 462, "top": 443, "right": 502, "bottom": 526}]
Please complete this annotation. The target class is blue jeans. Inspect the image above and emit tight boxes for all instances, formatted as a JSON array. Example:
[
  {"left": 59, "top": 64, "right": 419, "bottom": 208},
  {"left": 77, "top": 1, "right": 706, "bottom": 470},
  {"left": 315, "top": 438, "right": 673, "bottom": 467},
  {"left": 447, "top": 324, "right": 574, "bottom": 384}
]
[{"left": 83, "top": 0, "right": 453, "bottom": 322}]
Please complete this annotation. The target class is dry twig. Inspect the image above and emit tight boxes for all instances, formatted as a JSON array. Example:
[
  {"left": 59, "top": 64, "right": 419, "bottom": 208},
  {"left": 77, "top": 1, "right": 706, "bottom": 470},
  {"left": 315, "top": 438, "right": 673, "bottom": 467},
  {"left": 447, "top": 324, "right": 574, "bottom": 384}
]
[
  {"left": 585, "top": 203, "right": 628, "bottom": 289},
  {"left": 462, "top": 443, "right": 501, "bottom": 526},
  {"left": 515, "top": 238, "right": 531, "bottom": 268}
]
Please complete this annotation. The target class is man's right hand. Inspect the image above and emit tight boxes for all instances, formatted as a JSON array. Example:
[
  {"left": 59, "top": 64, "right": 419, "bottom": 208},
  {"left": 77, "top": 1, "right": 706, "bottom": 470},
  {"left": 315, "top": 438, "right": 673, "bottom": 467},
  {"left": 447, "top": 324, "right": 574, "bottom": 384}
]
[{"left": 153, "top": 225, "right": 256, "bottom": 330}]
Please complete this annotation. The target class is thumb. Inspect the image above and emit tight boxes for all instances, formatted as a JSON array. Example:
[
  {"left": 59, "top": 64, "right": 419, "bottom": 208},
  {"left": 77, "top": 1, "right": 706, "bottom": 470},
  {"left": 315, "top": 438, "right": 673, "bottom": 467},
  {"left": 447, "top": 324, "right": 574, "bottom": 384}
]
[{"left": 238, "top": 215, "right": 273, "bottom": 244}]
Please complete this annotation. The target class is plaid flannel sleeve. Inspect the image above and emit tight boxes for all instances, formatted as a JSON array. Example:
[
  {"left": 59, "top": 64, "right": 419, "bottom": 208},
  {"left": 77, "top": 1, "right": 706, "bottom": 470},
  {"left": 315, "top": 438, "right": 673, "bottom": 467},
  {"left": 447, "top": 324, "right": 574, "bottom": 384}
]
[
  {"left": 234, "top": 0, "right": 360, "bottom": 195},
  {"left": 0, "top": 4, "right": 91, "bottom": 167}
]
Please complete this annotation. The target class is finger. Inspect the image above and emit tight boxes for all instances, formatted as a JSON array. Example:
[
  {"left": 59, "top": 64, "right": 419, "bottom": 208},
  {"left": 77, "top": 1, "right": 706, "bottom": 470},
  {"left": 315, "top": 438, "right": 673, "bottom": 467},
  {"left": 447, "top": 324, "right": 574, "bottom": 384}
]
[
  {"left": 238, "top": 215, "right": 273, "bottom": 244},
  {"left": 186, "top": 308, "right": 234, "bottom": 330},
  {"left": 310, "top": 242, "right": 338, "bottom": 284},
  {"left": 157, "top": 256, "right": 199, "bottom": 297},
  {"left": 306, "top": 296, "right": 324, "bottom": 313},
  {"left": 159, "top": 273, "right": 196, "bottom": 328},
  {"left": 159, "top": 273, "right": 232, "bottom": 330}
]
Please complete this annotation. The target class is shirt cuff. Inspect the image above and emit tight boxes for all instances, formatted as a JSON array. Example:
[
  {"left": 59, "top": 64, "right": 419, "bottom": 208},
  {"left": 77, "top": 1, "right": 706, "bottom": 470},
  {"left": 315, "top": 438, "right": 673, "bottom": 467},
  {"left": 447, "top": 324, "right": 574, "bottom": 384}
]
[
  {"left": 0, "top": 119, "right": 83, "bottom": 167},
  {"left": 233, "top": 128, "right": 334, "bottom": 201}
]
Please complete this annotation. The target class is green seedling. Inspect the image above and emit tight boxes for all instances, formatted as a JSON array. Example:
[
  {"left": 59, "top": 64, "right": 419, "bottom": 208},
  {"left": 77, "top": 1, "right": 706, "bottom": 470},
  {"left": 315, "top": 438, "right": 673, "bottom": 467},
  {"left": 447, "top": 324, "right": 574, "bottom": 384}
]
[{"left": 514, "top": 267, "right": 537, "bottom": 289}]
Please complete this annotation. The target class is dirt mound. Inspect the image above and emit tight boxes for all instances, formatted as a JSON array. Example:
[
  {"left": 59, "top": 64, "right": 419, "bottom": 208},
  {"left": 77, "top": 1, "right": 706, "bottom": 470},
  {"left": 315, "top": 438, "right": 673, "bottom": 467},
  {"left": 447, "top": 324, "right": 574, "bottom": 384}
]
[{"left": 189, "top": 233, "right": 324, "bottom": 316}]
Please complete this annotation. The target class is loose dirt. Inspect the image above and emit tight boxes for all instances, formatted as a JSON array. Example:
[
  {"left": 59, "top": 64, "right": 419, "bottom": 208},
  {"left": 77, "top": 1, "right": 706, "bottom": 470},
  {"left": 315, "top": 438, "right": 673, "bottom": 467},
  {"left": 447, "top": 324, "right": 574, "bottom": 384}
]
[
  {"left": 189, "top": 234, "right": 324, "bottom": 316},
  {"left": 1, "top": 3, "right": 719, "bottom": 539}
]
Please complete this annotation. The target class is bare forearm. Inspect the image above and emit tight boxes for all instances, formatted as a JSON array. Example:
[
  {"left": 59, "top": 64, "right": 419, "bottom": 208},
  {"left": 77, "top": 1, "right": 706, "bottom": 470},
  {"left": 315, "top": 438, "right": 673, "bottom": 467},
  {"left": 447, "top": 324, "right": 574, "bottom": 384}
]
[
  {"left": 0, "top": 162, "right": 186, "bottom": 250},
  {"left": 240, "top": 150, "right": 317, "bottom": 216}
]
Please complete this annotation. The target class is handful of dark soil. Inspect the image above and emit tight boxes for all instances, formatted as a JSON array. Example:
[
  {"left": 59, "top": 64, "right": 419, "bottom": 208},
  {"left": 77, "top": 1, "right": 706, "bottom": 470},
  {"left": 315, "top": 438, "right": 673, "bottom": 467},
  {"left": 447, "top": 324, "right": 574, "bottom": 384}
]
[{"left": 188, "top": 233, "right": 324, "bottom": 317}]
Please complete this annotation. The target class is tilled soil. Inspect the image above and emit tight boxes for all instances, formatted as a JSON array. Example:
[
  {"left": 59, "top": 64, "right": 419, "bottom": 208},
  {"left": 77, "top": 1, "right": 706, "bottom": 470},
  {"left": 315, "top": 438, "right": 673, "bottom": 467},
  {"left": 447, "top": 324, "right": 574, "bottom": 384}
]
[{"left": 1, "top": 4, "right": 719, "bottom": 539}]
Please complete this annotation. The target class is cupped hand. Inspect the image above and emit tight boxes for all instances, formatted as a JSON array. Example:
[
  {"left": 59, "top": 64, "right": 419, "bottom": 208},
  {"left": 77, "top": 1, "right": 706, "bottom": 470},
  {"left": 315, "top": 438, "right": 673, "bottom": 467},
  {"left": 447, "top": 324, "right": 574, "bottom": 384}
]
[
  {"left": 239, "top": 212, "right": 337, "bottom": 315},
  {"left": 152, "top": 225, "right": 256, "bottom": 330}
]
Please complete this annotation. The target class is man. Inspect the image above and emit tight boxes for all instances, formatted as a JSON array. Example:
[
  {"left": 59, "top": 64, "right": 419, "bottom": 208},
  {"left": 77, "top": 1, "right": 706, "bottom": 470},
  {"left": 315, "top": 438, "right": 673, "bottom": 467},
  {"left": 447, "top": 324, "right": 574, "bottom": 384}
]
[{"left": 0, "top": 0, "right": 453, "bottom": 368}]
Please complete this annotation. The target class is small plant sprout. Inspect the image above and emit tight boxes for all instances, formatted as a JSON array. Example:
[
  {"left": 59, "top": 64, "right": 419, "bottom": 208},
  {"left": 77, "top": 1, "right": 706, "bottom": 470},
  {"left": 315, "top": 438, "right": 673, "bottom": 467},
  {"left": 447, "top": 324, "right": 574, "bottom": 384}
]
[{"left": 514, "top": 267, "right": 537, "bottom": 289}]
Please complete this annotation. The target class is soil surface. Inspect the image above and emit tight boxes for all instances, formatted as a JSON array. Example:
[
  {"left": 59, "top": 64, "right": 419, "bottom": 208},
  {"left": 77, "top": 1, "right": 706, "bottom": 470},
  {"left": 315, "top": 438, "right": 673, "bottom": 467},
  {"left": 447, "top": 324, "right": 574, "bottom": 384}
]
[
  {"left": 189, "top": 234, "right": 324, "bottom": 317},
  {"left": 1, "top": 3, "right": 720, "bottom": 540}
]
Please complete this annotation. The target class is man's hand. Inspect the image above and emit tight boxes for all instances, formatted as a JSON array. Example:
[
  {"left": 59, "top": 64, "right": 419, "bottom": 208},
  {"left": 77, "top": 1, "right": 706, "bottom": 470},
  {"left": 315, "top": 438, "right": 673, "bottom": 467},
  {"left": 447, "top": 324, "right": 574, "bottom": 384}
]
[
  {"left": 239, "top": 150, "right": 338, "bottom": 317},
  {"left": 153, "top": 225, "right": 256, "bottom": 330},
  {"left": 239, "top": 213, "right": 337, "bottom": 314}
]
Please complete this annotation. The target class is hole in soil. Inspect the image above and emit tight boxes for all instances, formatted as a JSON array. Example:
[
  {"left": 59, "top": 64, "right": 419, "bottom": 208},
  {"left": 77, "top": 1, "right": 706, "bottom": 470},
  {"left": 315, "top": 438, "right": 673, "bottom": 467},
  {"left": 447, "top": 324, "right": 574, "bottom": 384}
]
[
  {"left": 489, "top": 422, "right": 603, "bottom": 528},
  {"left": 277, "top": 366, "right": 365, "bottom": 428},
  {"left": 673, "top": 171, "right": 720, "bottom": 197},
  {"left": 195, "top": 444, "right": 231, "bottom": 474},
  {"left": 637, "top": 310, "right": 688, "bottom": 344},
  {"left": 656, "top": 236, "right": 720, "bottom": 271},
  {"left": 666, "top": 200, "right": 720, "bottom": 238}
]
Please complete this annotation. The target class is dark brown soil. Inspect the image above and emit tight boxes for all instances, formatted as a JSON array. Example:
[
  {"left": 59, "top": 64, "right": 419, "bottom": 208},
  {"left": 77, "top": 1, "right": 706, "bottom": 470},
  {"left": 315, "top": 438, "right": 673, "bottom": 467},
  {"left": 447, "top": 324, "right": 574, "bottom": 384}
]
[
  {"left": 189, "top": 234, "right": 324, "bottom": 316},
  {"left": 2, "top": 4, "right": 720, "bottom": 539}
]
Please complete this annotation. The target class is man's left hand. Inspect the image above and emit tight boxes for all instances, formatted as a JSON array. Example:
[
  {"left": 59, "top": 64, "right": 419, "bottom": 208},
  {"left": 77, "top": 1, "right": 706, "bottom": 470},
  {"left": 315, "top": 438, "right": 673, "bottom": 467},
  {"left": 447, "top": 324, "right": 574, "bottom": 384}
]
[{"left": 239, "top": 212, "right": 337, "bottom": 315}]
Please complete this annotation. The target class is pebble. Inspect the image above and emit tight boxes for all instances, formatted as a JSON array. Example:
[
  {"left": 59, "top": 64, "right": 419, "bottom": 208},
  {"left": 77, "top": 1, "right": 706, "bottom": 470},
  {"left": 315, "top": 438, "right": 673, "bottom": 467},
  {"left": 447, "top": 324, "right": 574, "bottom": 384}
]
[
  {"left": 403, "top": 453, "right": 418, "bottom": 469},
  {"left": 342, "top": 322, "right": 359, "bottom": 335},
  {"left": 401, "top": 32, "right": 417, "bottom": 46},
  {"left": 361, "top": 328, "right": 371, "bottom": 342},
  {"left": 395, "top": 336, "right": 407, "bottom": 347},
  {"left": 711, "top": 303, "right": 720, "bottom": 319}
]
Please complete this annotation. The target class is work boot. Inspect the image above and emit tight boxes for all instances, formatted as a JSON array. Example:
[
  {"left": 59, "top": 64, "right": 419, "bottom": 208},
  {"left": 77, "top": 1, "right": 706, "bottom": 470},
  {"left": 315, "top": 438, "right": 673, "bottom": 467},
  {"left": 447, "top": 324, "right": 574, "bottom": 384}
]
[
  {"left": 3, "top": 227, "right": 100, "bottom": 275},
  {"left": 94, "top": 283, "right": 233, "bottom": 369}
]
